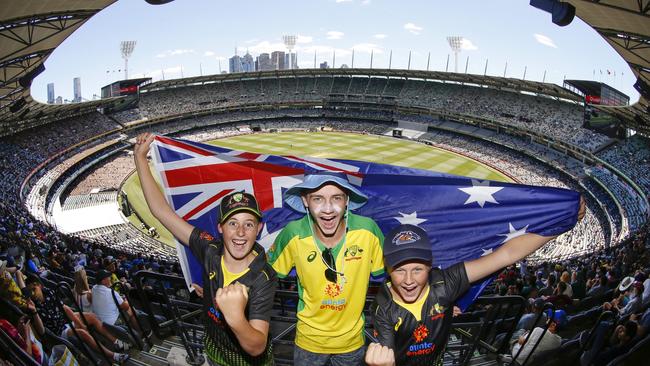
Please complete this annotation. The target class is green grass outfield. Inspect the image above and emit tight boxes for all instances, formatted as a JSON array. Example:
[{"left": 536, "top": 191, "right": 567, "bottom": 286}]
[{"left": 122, "top": 131, "right": 513, "bottom": 246}]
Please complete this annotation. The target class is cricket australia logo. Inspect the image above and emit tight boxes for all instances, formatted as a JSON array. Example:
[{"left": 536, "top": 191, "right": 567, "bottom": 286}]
[
  {"left": 393, "top": 230, "right": 420, "bottom": 246},
  {"left": 344, "top": 245, "right": 363, "bottom": 261}
]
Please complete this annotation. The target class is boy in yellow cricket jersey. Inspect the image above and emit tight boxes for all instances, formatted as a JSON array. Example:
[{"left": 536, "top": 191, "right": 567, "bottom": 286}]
[{"left": 267, "top": 173, "right": 384, "bottom": 365}]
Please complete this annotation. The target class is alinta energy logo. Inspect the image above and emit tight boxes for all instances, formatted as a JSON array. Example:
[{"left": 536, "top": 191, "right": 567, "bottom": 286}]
[
  {"left": 321, "top": 283, "right": 346, "bottom": 311},
  {"left": 407, "top": 324, "right": 435, "bottom": 357}
]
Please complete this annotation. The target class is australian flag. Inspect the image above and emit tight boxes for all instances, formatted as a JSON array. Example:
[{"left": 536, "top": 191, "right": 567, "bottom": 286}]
[{"left": 149, "top": 135, "right": 580, "bottom": 309}]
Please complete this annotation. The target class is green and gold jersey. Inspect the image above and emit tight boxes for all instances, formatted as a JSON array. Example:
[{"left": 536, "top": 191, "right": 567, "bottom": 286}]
[{"left": 267, "top": 213, "right": 384, "bottom": 354}]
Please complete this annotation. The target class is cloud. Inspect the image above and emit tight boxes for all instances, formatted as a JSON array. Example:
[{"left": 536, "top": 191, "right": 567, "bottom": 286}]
[
  {"left": 155, "top": 49, "right": 195, "bottom": 58},
  {"left": 204, "top": 51, "right": 215, "bottom": 57},
  {"left": 326, "top": 31, "right": 344, "bottom": 40},
  {"left": 461, "top": 38, "right": 478, "bottom": 51},
  {"left": 534, "top": 33, "right": 557, "bottom": 48},
  {"left": 335, "top": 0, "right": 352, "bottom": 3},
  {"left": 373, "top": 33, "right": 387, "bottom": 40},
  {"left": 404, "top": 23, "right": 423, "bottom": 35},
  {"left": 351, "top": 43, "right": 383, "bottom": 54},
  {"left": 238, "top": 41, "right": 286, "bottom": 55},
  {"left": 244, "top": 38, "right": 259, "bottom": 44},
  {"left": 214, "top": 56, "right": 226, "bottom": 61},
  {"left": 361, "top": 0, "right": 371, "bottom": 4}
]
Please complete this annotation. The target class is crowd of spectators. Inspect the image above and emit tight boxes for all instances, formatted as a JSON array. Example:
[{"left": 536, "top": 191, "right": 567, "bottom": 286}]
[
  {"left": 484, "top": 222, "right": 650, "bottom": 365},
  {"left": 66, "top": 152, "right": 135, "bottom": 196},
  {"left": 132, "top": 76, "right": 610, "bottom": 154},
  {"left": 1, "top": 72, "right": 649, "bottom": 364},
  {"left": 598, "top": 135, "right": 650, "bottom": 196}
]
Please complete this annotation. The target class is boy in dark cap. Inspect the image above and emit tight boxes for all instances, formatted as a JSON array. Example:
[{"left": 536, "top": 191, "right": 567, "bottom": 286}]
[
  {"left": 367, "top": 202, "right": 584, "bottom": 366},
  {"left": 134, "top": 132, "right": 277, "bottom": 366}
]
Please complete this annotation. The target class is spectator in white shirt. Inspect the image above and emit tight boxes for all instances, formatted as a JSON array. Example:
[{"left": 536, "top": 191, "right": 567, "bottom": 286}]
[{"left": 91, "top": 270, "right": 142, "bottom": 334}]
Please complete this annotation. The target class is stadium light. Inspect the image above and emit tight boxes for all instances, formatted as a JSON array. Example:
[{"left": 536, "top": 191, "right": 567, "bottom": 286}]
[
  {"left": 283, "top": 35, "right": 296, "bottom": 70},
  {"left": 447, "top": 36, "right": 462, "bottom": 73},
  {"left": 120, "top": 41, "right": 136, "bottom": 80}
]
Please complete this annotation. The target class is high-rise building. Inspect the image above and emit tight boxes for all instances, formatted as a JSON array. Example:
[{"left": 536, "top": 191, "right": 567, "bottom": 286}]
[
  {"left": 320, "top": 61, "right": 329, "bottom": 69},
  {"left": 229, "top": 55, "right": 243, "bottom": 73},
  {"left": 284, "top": 53, "right": 297, "bottom": 70},
  {"left": 47, "top": 83, "right": 55, "bottom": 104},
  {"left": 55, "top": 96, "right": 63, "bottom": 104},
  {"left": 271, "top": 51, "right": 285, "bottom": 70},
  {"left": 257, "top": 53, "right": 273, "bottom": 71},
  {"left": 242, "top": 52, "right": 255, "bottom": 72},
  {"left": 73, "top": 77, "right": 81, "bottom": 102}
]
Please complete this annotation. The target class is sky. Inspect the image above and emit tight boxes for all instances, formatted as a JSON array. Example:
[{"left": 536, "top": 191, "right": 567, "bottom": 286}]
[{"left": 31, "top": 0, "right": 639, "bottom": 104}]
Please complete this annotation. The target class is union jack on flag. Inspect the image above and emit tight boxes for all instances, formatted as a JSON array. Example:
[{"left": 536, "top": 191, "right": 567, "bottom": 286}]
[{"left": 150, "top": 135, "right": 580, "bottom": 309}]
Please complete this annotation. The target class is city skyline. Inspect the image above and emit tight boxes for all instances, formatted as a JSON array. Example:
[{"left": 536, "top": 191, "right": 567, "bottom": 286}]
[{"left": 31, "top": 1, "right": 638, "bottom": 103}]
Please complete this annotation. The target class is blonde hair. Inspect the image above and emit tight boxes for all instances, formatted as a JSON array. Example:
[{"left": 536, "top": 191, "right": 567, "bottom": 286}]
[
  {"left": 560, "top": 271, "right": 571, "bottom": 284},
  {"left": 73, "top": 268, "right": 90, "bottom": 295}
]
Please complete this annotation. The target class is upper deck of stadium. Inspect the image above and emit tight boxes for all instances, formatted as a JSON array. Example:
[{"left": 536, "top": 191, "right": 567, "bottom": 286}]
[{"left": 0, "top": 0, "right": 648, "bottom": 136}]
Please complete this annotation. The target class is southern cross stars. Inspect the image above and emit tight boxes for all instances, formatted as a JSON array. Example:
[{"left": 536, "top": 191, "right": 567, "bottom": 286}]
[
  {"left": 458, "top": 180, "right": 503, "bottom": 208},
  {"left": 499, "top": 223, "right": 529, "bottom": 243},
  {"left": 393, "top": 211, "right": 427, "bottom": 225}
]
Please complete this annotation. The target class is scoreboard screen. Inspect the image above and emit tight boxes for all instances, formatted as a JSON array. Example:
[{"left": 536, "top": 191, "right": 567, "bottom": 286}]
[
  {"left": 101, "top": 78, "right": 151, "bottom": 98},
  {"left": 584, "top": 105, "right": 624, "bottom": 138}
]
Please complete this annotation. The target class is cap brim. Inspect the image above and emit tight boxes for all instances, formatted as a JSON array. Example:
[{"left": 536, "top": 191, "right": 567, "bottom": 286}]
[
  {"left": 385, "top": 248, "right": 433, "bottom": 268},
  {"left": 284, "top": 174, "right": 367, "bottom": 213},
  {"left": 220, "top": 207, "right": 262, "bottom": 223}
]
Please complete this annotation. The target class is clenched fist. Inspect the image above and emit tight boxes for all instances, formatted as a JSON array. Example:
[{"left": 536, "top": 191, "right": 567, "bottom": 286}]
[
  {"left": 215, "top": 282, "right": 249, "bottom": 323},
  {"left": 365, "top": 342, "right": 395, "bottom": 366}
]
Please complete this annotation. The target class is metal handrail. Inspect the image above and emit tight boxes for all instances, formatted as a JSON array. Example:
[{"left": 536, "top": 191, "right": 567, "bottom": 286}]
[
  {"left": 509, "top": 302, "right": 556, "bottom": 366},
  {"left": 55, "top": 282, "right": 112, "bottom": 366},
  {"left": 110, "top": 281, "right": 147, "bottom": 350},
  {"left": 133, "top": 270, "right": 205, "bottom": 365}
]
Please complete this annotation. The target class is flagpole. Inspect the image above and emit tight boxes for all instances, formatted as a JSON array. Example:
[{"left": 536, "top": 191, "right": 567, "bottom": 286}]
[
  {"left": 351, "top": 49, "right": 355, "bottom": 68},
  {"left": 445, "top": 54, "right": 449, "bottom": 72},
  {"left": 389, "top": 50, "right": 392, "bottom": 70},
  {"left": 407, "top": 51, "right": 412, "bottom": 70},
  {"left": 523, "top": 66, "right": 527, "bottom": 80},
  {"left": 484, "top": 59, "right": 488, "bottom": 76},
  {"left": 464, "top": 56, "right": 469, "bottom": 74},
  {"left": 370, "top": 49, "right": 374, "bottom": 69},
  {"left": 426, "top": 52, "right": 430, "bottom": 71}
]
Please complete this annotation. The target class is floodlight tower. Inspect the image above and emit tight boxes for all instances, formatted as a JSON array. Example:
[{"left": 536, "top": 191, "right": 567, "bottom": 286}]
[
  {"left": 283, "top": 35, "right": 296, "bottom": 69},
  {"left": 120, "top": 41, "right": 136, "bottom": 79},
  {"left": 446, "top": 36, "right": 462, "bottom": 73}
]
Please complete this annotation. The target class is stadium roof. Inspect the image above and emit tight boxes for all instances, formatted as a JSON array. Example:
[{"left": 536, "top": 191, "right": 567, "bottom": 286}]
[
  {"left": 566, "top": 0, "right": 650, "bottom": 133},
  {"left": 564, "top": 80, "right": 613, "bottom": 97},
  {"left": 0, "top": 0, "right": 119, "bottom": 134},
  {"left": 0, "top": 0, "right": 648, "bottom": 135}
]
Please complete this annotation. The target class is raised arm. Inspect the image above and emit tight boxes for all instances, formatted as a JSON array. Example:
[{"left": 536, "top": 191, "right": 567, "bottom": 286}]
[
  {"left": 133, "top": 133, "right": 194, "bottom": 246},
  {"left": 465, "top": 196, "right": 585, "bottom": 284}
]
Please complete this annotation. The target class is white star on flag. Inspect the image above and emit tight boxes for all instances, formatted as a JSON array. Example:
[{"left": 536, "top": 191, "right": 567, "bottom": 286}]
[
  {"left": 458, "top": 180, "right": 503, "bottom": 208},
  {"left": 480, "top": 248, "right": 493, "bottom": 256},
  {"left": 499, "top": 223, "right": 529, "bottom": 243},
  {"left": 393, "top": 212, "right": 427, "bottom": 225},
  {"left": 258, "top": 224, "right": 281, "bottom": 250}
]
